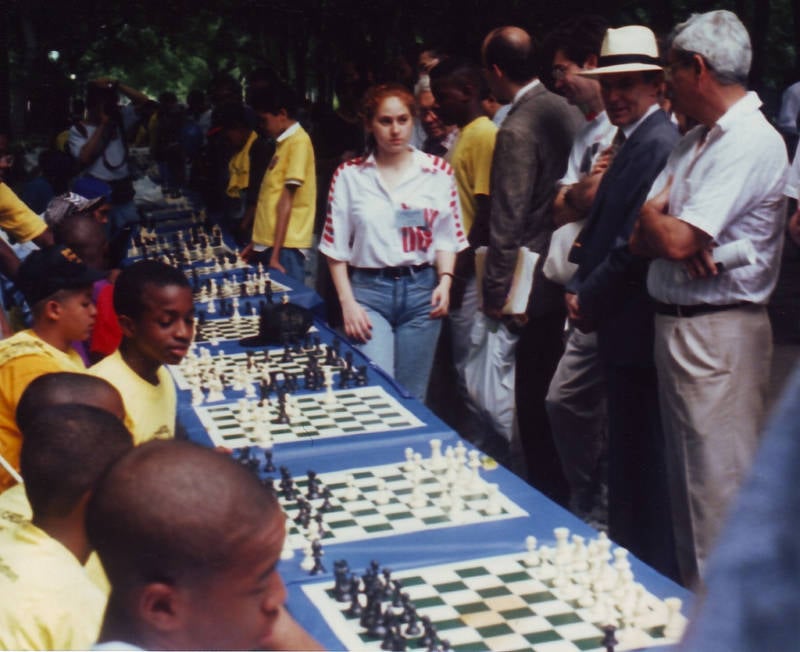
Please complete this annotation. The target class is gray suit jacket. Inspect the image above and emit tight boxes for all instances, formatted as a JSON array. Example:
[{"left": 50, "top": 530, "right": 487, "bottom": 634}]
[{"left": 484, "top": 82, "right": 582, "bottom": 316}]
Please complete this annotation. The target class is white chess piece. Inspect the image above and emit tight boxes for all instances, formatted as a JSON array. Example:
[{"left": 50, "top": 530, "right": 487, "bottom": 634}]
[
  {"left": 403, "top": 447, "right": 415, "bottom": 472},
  {"left": 428, "top": 438, "right": 445, "bottom": 471},
  {"left": 484, "top": 482, "right": 502, "bottom": 515},
  {"left": 467, "top": 450, "right": 482, "bottom": 488},
  {"left": 408, "top": 482, "right": 427, "bottom": 509},
  {"left": 343, "top": 474, "right": 359, "bottom": 501},
  {"left": 322, "top": 368, "right": 336, "bottom": 406},
  {"left": 300, "top": 541, "right": 314, "bottom": 571},
  {"left": 374, "top": 478, "right": 390, "bottom": 505},
  {"left": 524, "top": 535, "right": 540, "bottom": 566},
  {"left": 662, "top": 597, "right": 685, "bottom": 639}
]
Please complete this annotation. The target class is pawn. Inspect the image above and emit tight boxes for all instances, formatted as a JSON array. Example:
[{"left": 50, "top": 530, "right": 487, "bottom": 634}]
[{"left": 346, "top": 581, "right": 363, "bottom": 617}]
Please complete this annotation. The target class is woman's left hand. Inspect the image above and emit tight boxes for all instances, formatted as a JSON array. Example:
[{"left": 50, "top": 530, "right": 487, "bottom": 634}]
[{"left": 430, "top": 281, "right": 450, "bottom": 318}]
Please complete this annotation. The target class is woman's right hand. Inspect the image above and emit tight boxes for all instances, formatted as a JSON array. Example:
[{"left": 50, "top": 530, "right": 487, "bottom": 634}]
[{"left": 341, "top": 298, "right": 373, "bottom": 343}]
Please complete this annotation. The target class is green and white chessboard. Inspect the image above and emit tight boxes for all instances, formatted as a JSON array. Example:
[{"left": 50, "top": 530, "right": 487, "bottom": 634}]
[
  {"left": 193, "top": 386, "right": 425, "bottom": 448},
  {"left": 281, "top": 460, "right": 527, "bottom": 546},
  {"left": 303, "top": 551, "right": 686, "bottom": 652}
]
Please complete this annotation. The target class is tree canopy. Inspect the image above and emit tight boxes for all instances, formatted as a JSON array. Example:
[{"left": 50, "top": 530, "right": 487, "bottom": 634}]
[{"left": 1, "top": 0, "right": 798, "bottom": 139}]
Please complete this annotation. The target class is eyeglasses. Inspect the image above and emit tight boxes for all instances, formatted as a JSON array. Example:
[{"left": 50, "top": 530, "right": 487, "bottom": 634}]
[{"left": 551, "top": 65, "right": 570, "bottom": 81}]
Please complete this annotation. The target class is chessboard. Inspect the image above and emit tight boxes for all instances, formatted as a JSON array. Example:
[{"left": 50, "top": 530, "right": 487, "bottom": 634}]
[
  {"left": 128, "top": 224, "right": 234, "bottom": 265},
  {"left": 277, "top": 444, "right": 527, "bottom": 548},
  {"left": 171, "top": 339, "right": 347, "bottom": 392},
  {"left": 193, "top": 386, "right": 425, "bottom": 448},
  {"left": 193, "top": 315, "right": 262, "bottom": 343},
  {"left": 302, "top": 535, "right": 687, "bottom": 652}
]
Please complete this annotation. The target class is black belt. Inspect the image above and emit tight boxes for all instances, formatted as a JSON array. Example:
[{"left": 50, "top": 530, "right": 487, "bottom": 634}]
[
  {"left": 354, "top": 263, "right": 431, "bottom": 279},
  {"left": 653, "top": 301, "right": 752, "bottom": 317}
]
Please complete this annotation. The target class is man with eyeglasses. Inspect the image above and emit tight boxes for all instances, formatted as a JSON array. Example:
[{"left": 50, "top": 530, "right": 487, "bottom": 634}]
[
  {"left": 540, "top": 16, "right": 615, "bottom": 527},
  {"left": 631, "top": 10, "right": 788, "bottom": 588}
]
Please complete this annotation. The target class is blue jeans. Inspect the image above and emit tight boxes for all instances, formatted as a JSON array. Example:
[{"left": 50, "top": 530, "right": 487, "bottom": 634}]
[
  {"left": 252, "top": 248, "right": 306, "bottom": 285},
  {"left": 350, "top": 266, "right": 442, "bottom": 402}
]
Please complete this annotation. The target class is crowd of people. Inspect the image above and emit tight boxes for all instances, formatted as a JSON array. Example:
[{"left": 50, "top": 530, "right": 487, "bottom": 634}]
[{"left": 0, "top": 6, "right": 798, "bottom": 650}]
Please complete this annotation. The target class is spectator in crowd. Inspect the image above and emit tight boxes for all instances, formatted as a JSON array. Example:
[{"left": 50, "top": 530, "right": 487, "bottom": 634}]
[
  {"left": 320, "top": 83, "right": 467, "bottom": 402},
  {"left": 541, "top": 15, "right": 614, "bottom": 525},
  {"left": 416, "top": 78, "right": 458, "bottom": 157},
  {"left": 481, "top": 25, "right": 582, "bottom": 501},
  {"left": 631, "top": 9, "right": 788, "bottom": 588}
]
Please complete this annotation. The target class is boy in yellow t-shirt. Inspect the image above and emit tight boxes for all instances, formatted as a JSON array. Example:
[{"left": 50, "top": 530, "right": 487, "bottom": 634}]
[
  {"left": 91, "top": 260, "right": 194, "bottom": 444},
  {"left": 0, "top": 404, "right": 132, "bottom": 650},
  {"left": 0, "top": 245, "right": 102, "bottom": 489},
  {"left": 242, "top": 82, "right": 316, "bottom": 285}
]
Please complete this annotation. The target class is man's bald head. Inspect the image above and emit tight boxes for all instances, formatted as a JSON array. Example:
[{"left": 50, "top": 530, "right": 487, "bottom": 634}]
[
  {"left": 86, "top": 440, "right": 281, "bottom": 592},
  {"left": 54, "top": 212, "right": 109, "bottom": 271},
  {"left": 483, "top": 26, "right": 539, "bottom": 85},
  {"left": 17, "top": 372, "right": 125, "bottom": 433}
]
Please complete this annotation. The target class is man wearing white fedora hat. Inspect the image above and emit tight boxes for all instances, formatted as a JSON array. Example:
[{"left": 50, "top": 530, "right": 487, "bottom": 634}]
[
  {"left": 564, "top": 24, "right": 680, "bottom": 580},
  {"left": 631, "top": 10, "right": 788, "bottom": 588}
]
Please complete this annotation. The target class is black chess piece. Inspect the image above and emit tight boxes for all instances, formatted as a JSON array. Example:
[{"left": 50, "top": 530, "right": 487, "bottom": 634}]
[
  {"left": 404, "top": 603, "right": 420, "bottom": 636},
  {"left": 346, "top": 577, "right": 362, "bottom": 617},
  {"left": 319, "top": 487, "right": 332, "bottom": 512},
  {"left": 602, "top": 624, "right": 617, "bottom": 652},
  {"left": 306, "top": 471, "right": 320, "bottom": 499},
  {"left": 198, "top": 311, "right": 206, "bottom": 325},
  {"left": 310, "top": 540, "right": 325, "bottom": 575},
  {"left": 264, "top": 450, "right": 276, "bottom": 473}
]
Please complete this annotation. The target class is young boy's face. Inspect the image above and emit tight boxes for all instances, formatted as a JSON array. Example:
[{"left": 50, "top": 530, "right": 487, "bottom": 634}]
[
  {"left": 127, "top": 284, "right": 194, "bottom": 366},
  {"left": 56, "top": 287, "right": 97, "bottom": 342},
  {"left": 259, "top": 110, "right": 286, "bottom": 139}
]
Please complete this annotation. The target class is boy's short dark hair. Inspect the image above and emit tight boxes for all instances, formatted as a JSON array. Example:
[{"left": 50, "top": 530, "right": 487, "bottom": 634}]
[
  {"left": 20, "top": 404, "right": 132, "bottom": 518},
  {"left": 429, "top": 57, "right": 485, "bottom": 93},
  {"left": 211, "top": 102, "right": 251, "bottom": 131},
  {"left": 16, "top": 372, "right": 123, "bottom": 434},
  {"left": 249, "top": 82, "right": 299, "bottom": 119},
  {"left": 17, "top": 244, "right": 103, "bottom": 309},
  {"left": 113, "top": 260, "right": 191, "bottom": 320}
]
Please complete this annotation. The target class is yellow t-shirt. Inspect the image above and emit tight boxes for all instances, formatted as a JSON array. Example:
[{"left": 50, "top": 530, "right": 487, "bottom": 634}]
[
  {"left": 90, "top": 350, "right": 176, "bottom": 445},
  {"left": 0, "top": 484, "right": 110, "bottom": 593},
  {"left": 0, "top": 183, "right": 48, "bottom": 243},
  {"left": 252, "top": 124, "right": 316, "bottom": 249},
  {"left": 0, "top": 331, "right": 85, "bottom": 490},
  {"left": 0, "top": 522, "right": 106, "bottom": 650},
  {"left": 449, "top": 116, "right": 497, "bottom": 235},
  {"left": 227, "top": 130, "right": 258, "bottom": 198}
]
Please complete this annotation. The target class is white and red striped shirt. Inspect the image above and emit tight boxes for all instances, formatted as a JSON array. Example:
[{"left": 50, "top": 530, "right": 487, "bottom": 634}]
[{"left": 319, "top": 148, "right": 468, "bottom": 268}]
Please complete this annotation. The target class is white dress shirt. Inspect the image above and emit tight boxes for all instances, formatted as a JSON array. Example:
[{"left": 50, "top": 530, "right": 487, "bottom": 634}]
[
  {"left": 647, "top": 92, "right": 788, "bottom": 305},
  {"left": 320, "top": 148, "right": 468, "bottom": 268}
]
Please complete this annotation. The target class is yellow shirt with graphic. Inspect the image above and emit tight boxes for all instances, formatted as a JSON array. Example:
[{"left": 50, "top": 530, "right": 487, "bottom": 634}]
[
  {"left": 0, "top": 484, "right": 110, "bottom": 593},
  {"left": 0, "top": 522, "right": 106, "bottom": 650},
  {"left": 0, "top": 331, "right": 85, "bottom": 490},
  {"left": 449, "top": 116, "right": 497, "bottom": 235},
  {"left": 0, "top": 183, "right": 48, "bottom": 243},
  {"left": 252, "top": 124, "right": 316, "bottom": 249},
  {"left": 227, "top": 130, "right": 259, "bottom": 198},
  {"left": 90, "top": 350, "right": 176, "bottom": 445}
]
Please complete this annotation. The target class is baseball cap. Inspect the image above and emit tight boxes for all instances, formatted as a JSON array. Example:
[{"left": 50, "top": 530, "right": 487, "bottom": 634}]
[
  {"left": 43, "top": 193, "right": 105, "bottom": 228},
  {"left": 16, "top": 245, "right": 105, "bottom": 306},
  {"left": 72, "top": 177, "right": 112, "bottom": 202}
]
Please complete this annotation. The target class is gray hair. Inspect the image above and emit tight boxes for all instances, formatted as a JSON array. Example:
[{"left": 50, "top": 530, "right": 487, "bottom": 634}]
[{"left": 670, "top": 10, "right": 751, "bottom": 86}]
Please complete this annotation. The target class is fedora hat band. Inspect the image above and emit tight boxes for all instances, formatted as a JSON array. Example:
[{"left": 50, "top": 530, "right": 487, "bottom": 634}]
[{"left": 597, "top": 53, "right": 661, "bottom": 68}]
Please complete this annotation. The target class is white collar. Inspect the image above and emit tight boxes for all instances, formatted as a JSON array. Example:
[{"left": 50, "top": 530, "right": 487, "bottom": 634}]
[
  {"left": 621, "top": 103, "right": 660, "bottom": 139},
  {"left": 714, "top": 91, "right": 762, "bottom": 134},
  {"left": 512, "top": 79, "right": 541, "bottom": 106},
  {"left": 276, "top": 121, "right": 300, "bottom": 143}
]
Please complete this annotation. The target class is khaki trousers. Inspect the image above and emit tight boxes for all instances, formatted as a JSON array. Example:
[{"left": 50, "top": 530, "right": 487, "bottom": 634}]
[{"left": 653, "top": 305, "right": 772, "bottom": 587}]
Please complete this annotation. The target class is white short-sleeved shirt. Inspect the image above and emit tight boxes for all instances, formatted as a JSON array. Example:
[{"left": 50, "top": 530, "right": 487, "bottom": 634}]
[
  {"left": 646, "top": 92, "right": 788, "bottom": 305},
  {"left": 785, "top": 141, "right": 800, "bottom": 200},
  {"left": 320, "top": 149, "right": 468, "bottom": 268},
  {"left": 68, "top": 124, "right": 130, "bottom": 181},
  {"left": 559, "top": 111, "right": 615, "bottom": 186}
]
